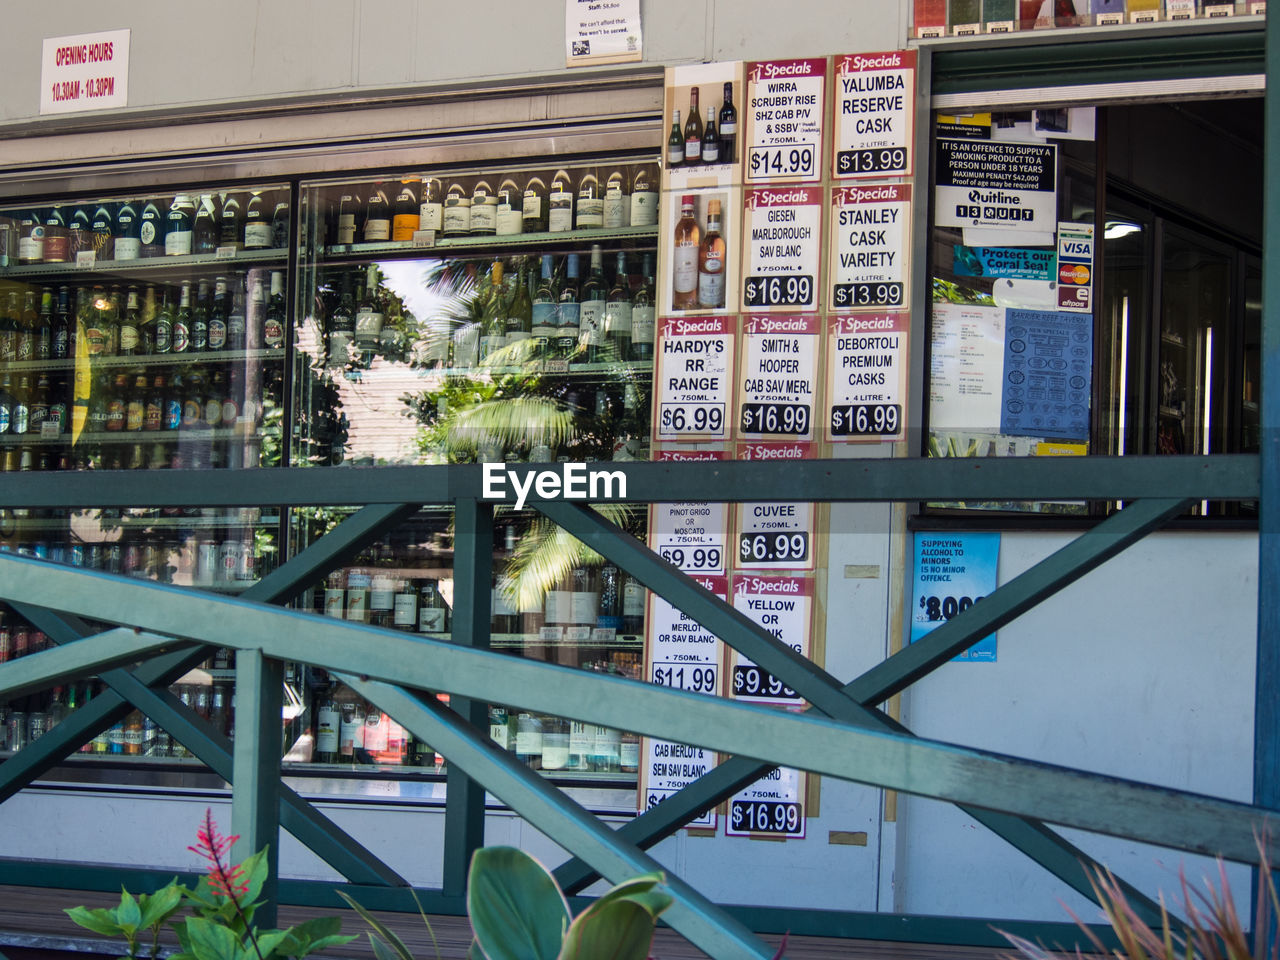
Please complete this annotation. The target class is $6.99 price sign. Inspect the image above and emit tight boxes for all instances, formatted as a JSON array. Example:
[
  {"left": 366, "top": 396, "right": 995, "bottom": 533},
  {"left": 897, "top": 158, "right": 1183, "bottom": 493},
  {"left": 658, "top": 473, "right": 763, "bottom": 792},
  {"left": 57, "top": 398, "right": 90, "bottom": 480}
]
[{"left": 654, "top": 316, "right": 734, "bottom": 443}]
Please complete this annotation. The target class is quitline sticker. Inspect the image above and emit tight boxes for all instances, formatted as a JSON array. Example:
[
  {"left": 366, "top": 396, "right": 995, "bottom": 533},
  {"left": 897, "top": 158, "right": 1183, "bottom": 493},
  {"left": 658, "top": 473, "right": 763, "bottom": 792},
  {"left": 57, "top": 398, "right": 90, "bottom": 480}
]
[
  {"left": 742, "top": 186, "right": 822, "bottom": 312},
  {"left": 826, "top": 314, "right": 909, "bottom": 443},
  {"left": 743, "top": 57, "right": 828, "bottom": 183},
  {"left": 730, "top": 573, "right": 813, "bottom": 707},
  {"left": 739, "top": 314, "right": 820, "bottom": 443},
  {"left": 654, "top": 316, "right": 735, "bottom": 443},
  {"left": 639, "top": 573, "right": 727, "bottom": 830},
  {"left": 830, "top": 183, "right": 912, "bottom": 312},
  {"left": 934, "top": 140, "right": 1057, "bottom": 233},
  {"left": 832, "top": 50, "right": 916, "bottom": 179}
]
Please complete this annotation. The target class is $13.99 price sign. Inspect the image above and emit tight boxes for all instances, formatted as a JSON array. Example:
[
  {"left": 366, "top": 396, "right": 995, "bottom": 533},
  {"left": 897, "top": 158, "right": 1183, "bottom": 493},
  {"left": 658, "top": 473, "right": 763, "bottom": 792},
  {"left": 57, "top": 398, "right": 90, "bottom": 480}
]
[
  {"left": 726, "top": 765, "right": 807, "bottom": 839},
  {"left": 730, "top": 574, "right": 813, "bottom": 707},
  {"left": 741, "top": 187, "right": 822, "bottom": 312},
  {"left": 826, "top": 314, "right": 908, "bottom": 443},
  {"left": 744, "top": 57, "right": 828, "bottom": 184},
  {"left": 832, "top": 50, "right": 916, "bottom": 180},
  {"left": 739, "top": 314, "right": 819, "bottom": 443},
  {"left": 830, "top": 183, "right": 911, "bottom": 312},
  {"left": 654, "top": 316, "right": 734, "bottom": 443}
]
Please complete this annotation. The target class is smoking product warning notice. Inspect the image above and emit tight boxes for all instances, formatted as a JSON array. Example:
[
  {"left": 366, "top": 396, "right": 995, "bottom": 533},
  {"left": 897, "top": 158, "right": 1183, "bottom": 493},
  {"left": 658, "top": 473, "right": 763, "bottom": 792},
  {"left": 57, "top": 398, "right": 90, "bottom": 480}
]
[
  {"left": 655, "top": 316, "right": 735, "bottom": 442},
  {"left": 726, "top": 765, "right": 807, "bottom": 840},
  {"left": 830, "top": 183, "right": 912, "bottom": 312},
  {"left": 742, "top": 187, "right": 822, "bottom": 312},
  {"left": 730, "top": 574, "right": 813, "bottom": 707},
  {"left": 640, "top": 572, "right": 727, "bottom": 829},
  {"left": 744, "top": 57, "right": 828, "bottom": 183},
  {"left": 826, "top": 313, "right": 908, "bottom": 443},
  {"left": 832, "top": 50, "right": 916, "bottom": 179},
  {"left": 738, "top": 314, "right": 819, "bottom": 443},
  {"left": 934, "top": 139, "right": 1057, "bottom": 233}
]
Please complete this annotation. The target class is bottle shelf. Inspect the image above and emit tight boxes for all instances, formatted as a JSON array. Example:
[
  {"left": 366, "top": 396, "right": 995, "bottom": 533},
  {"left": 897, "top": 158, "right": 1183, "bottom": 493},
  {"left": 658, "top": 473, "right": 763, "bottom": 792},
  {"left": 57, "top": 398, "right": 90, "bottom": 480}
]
[
  {"left": 424, "top": 358, "right": 654, "bottom": 379},
  {"left": 0, "top": 347, "right": 283, "bottom": 374},
  {"left": 0, "top": 248, "right": 289, "bottom": 281},
  {"left": 490, "top": 631, "right": 643, "bottom": 650},
  {"left": 318, "top": 225, "right": 659, "bottom": 264},
  {"left": 0, "top": 424, "right": 266, "bottom": 447}
]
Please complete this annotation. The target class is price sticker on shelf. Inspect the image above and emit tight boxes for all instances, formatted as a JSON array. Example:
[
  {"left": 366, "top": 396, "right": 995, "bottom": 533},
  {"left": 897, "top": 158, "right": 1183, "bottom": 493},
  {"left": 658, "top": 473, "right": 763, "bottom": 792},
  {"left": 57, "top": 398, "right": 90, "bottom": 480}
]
[
  {"left": 75, "top": 250, "right": 96, "bottom": 268},
  {"left": 830, "top": 184, "right": 911, "bottom": 313},
  {"left": 832, "top": 50, "right": 916, "bottom": 180},
  {"left": 744, "top": 57, "right": 828, "bottom": 184},
  {"left": 640, "top": 573, "right": 727, "bottom": 830},
  {"left": 726, "top": 765, "right": 807, "bottom": 840},
  {"left": 736, "top": 500, "right": 814, "bottom": 571},
  {"left": 738, "top": 314, "right": 819, "bottom": 443},
  {"left": 654, "top": 316, "right": 734, "bottom": 443},
  {"left": 741, "top": 187, "right": 821, "bottom": 312},
  {"left": 215, "top": 245, "right": 237, "bottom": 260},
  {"left": 730, "top": 574, "right": 813, "bottom": 707},
  {"left": 650, "top": 502, "right": 728, "bottom": 577},
  {"left": 826, "top": 314, "right": 908, "bottom": 444}
]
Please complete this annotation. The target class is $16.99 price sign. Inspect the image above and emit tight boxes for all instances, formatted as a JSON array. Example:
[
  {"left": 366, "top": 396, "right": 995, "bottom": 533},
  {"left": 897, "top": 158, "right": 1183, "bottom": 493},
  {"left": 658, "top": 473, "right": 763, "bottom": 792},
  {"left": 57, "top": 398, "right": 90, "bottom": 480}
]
[
  {"left": 726, "top": 765, "right": 807, "bottom": 840},
  {"left": 825, "top": 314, "right": 908, "bottom": 443},
  {"left": 739, "top": 314, "right": 819, "bottom": 443},
  {"left": 744, "top": 57, "right": 828, "bottom": 184},
  {"left": 832, "top": 50, "right": 916, "bottom": 180},
  {"left": 654, "top": 316, "right": 734, "bottom": 443},
  {"left": 730, "top": 574, "right": 813, "bottom": 707},
  {"left": 741, "top": 187, "right": 822, "bottom": 312},
  {"left": 830, "top": 183, "right": 912, "bottom": 313}
]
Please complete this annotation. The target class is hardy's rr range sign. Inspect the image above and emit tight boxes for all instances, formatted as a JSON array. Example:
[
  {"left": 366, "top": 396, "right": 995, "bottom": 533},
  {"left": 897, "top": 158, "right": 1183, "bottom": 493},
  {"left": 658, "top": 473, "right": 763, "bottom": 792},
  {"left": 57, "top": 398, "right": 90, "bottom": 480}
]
[
  {"left": 934, "top": 140, "right": 1057, "bottom": 231},
  {"left": 654, "top": 316, "right": 735, "bottom": 443}
]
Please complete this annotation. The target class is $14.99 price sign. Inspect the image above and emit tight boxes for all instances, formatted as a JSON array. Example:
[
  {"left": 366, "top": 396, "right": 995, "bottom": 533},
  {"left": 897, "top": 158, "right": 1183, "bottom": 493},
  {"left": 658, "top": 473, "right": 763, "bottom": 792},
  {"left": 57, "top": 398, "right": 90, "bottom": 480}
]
[
  {"left": 826, "top": 314, "right": 908, "bottom": 443},
  {"left": 744, "top": 57, "right": 828, "bottom": 184},
  {"left": 741, "top": 187, "right": 822, "bottom": 312},
  {"left": 654, "top": 316, "right": 734, "bottom": 443},
  {"left": 739, "top": 314, "right": 819, "bottom": 443},
  {"left": 832, "top": 50, "right": 916, "bottom": 180},
  {"left": 726, "top": 765, "right": 807, "bottom": 840},
  {"left": 730, "top": 574, "right": 813, "bottom": 707},
  {"left": 830, "top": 183, "right": 912, "bottom": 312}
]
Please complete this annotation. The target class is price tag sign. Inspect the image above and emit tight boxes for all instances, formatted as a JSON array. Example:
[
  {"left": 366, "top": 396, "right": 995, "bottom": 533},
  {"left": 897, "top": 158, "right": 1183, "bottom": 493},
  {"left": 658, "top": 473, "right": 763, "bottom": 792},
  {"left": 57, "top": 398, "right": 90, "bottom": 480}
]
[
  {"left": 215, "top": 245, "right": 237, "bottom": 260},
  {"left": 743, "top": 57, "right": 828, "bottom": 184},
  {"left": 832, "top": 50, "right": 915, "bottom": 180},
  {"left": 75, "top": 250, "right": 96, "bottom": 268},
  {"left": 830, "top": 184, "right": 911, "bottom": 312},
  {"left": 650, "top": 502, "right": 729, "bottom": 577},
  {"left": 738, "top": 315, "right": 819, "bottom": 443},
  {"left": 640, "top": 573, "right": 727, "bottom": 830},
  {"left": 741, "top": 187, "right": 821, "bottom": 312},
  {"left": 730, "top": 574, "right": 813, "bottom": 707},
  {"left": 654, "top": 316, "right": 734, "bottom": 443},
  {"left": 911, "top": 532, "right": 999, "bottom": 662},
  {"left": 736, "top": 501, "right": 815, "bottom": 571},
  {"left": 826, "top": 314, "right": 908, "bottom": 443},
  {"left": 726, "top": 765, "right": 807, "bottom": 840}
]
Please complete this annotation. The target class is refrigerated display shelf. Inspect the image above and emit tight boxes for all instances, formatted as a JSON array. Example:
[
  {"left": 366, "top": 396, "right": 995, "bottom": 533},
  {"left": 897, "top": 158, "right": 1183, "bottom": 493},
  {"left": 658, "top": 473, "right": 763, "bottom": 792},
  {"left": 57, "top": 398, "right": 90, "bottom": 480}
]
[
  {"left": 0, "top": 248, "right": 289, "bottom": 280},
  {"left": 0, "top": 348, "right": 282, "bottom": 373},
  {"left": 320, "top": 224, "right": 658, "bottom": 263}
]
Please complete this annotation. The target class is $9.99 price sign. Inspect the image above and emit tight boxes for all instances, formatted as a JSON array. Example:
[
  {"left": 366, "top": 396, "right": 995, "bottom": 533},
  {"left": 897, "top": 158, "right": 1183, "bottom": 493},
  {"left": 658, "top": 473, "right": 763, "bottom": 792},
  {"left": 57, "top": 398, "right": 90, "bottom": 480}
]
[
  {"left": 741, "top": 187, "right": 822, "bottom": 312},
  {"left": 730, "top": 574, "right": 813, "bottom": 707},
  {"left": 830, "top": 183, "right": 912, "bottom": 312},
  {"left": 726, "top": 765, "right": 807, "bottom": 840},
  {"left": 826, "top": 314, "right": 908, "bottom": 443},
  {"left": 744, "top": 57, "right": 828, "bottom": 184},
  {"left": 739, "top": 314, "right": 819, "bottom": 443},
  {"left": 654, "top": 316, "right": 734, "bottom": 443}
]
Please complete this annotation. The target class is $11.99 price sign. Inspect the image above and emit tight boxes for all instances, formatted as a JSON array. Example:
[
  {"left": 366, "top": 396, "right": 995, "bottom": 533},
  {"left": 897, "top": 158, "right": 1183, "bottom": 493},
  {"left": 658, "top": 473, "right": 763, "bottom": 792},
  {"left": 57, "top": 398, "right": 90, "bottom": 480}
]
[
  {"left": 742, "top": 187, "right": 822, "bottom": 313},
  {"left": 654, "top": 316, "right": 733, "bottom": 443},
  {"left": 825, "top": 314, "right": 908, "bottom": 444}
]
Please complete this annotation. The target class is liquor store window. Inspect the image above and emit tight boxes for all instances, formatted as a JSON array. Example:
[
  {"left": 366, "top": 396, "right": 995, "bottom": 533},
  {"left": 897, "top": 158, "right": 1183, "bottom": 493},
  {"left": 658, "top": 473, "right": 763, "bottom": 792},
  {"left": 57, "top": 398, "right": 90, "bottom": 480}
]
[{"left": 925, "top": 93, "right": 1262, "bottom": 514}]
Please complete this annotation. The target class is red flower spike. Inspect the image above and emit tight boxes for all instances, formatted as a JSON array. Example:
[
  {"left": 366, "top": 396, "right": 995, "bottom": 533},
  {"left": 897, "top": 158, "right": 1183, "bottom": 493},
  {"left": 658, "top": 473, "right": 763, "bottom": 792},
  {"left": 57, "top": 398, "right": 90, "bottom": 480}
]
[{"left": 188, "top": 809, "right": 250, "bottom": 900}]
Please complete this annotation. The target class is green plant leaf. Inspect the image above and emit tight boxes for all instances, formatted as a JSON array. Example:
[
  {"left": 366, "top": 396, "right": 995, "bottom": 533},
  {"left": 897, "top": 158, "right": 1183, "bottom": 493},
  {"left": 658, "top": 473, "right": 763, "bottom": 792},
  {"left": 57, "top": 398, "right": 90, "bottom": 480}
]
[
  {"left": 117, "top": 889, "right": 142, "bottom": 936},
  {"left": 587, "top": 873, "right": 673, "bottom": 919},
  {"left": 252, "top": 929, "right": 293, "bottom": 960},
  {"left": 557, "top": 901, "right": 655, "bottom": 960},
  {"left": 239, "top": 848, "right": 271, "bottom": 906},
  {"left": 336, "top": 891, "right": 415, "bottom": 960},
  {"left": 369, "top": 934, "right": 405, "bottom": 960},
  {"left": 65, "top": 906, "right": 125, "bottom": 938},
  {"left": 467, "top": 847, "right": 569, "bottom": 960},
  {"left": 184, "top": 917, "right": 243, "bottom": 960},
  {"left": 139, "top": 883, "right": 186, "bottom": 930}
]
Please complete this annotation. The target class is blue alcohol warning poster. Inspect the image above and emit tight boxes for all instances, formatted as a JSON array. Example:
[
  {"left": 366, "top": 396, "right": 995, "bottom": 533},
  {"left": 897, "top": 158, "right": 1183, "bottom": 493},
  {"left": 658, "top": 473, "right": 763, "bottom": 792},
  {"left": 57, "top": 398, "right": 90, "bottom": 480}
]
[{"left": 910, "top": 532, "right": 1000, "bottom": 662}]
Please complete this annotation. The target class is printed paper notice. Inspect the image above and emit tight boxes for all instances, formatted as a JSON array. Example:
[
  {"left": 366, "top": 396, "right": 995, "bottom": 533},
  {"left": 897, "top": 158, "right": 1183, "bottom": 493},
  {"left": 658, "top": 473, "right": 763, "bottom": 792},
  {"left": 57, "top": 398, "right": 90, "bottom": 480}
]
[
  {"left": 566, "top": 0, "right": 641, "bottom": 67},
  {"left": 1000, "top": 308, "right": 1092, "bottom": 441},
  {"left": 650, "top": 502, "right": 728, "bottom": 578},
  {"left": 830, "top": 184, "right": 911, "bottom": 312},
  {"left": 730, "top": 574, "right": 813, "bottom": 707},
  {"left": 911, "top": 532, "right": 999, "bottom": 662},
  {"left": 827, "top": 314, "right": 908, "bottom": 443},
  {"left": 833, "top": 50, "right": 916, "bottom": 179},
  {"left": 744, "top": 58, "right": 828, "bottom": 183},
  {"left": 935, "top": 139, "right": 1057, "bottom": 235},
  {"left": 41, "top": 30, "right": 130, "bottom": 115},
  {"left": 742, "top": 186, "right": 822, "bottom": 312},
  {"left": 929, "top": 303, "right": 1004, "bottom": 433},
  {"left": 726, "top": 765, "right": 807, "bottom": 839},
  {"left": 739, "top": 314, "right": 819, "bottom": 443}
]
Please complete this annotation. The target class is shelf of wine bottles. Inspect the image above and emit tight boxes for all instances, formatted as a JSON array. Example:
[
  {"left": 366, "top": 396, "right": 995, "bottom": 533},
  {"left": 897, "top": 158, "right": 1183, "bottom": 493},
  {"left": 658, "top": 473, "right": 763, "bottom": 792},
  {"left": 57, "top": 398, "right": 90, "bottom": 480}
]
[
  {"left": 0, "top": 247, "right": 289, "bottom": 281},
  {"left": 320, "top": 225, "right": 658, "bottom": 263}
]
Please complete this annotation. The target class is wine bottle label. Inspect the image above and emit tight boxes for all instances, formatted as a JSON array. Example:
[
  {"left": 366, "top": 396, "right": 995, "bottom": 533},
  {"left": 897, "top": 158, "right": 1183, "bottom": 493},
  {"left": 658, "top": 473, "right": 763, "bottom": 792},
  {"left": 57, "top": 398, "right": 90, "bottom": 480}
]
[
  {"left": 324, "top": 588, "right": 345, "bottom": 618},
  {"left": 505, "top": 326, "right": 531, "bottom": 343},
  {"left": 363, "top": 714, "right": 388, "bottom": 751},
  {"left": 340, "top": 715, "right": 364, "bottom": 752},
  {"left": 496, "top": 207, "right": 523, "bottom": 236},
  {"left": 0, "top": 406, "right": 9, "bottom": 433},
  {"left": 544, "top": 589, "right": 571, "bottom": 624},
  {"left": 203, "top": 399, "right": 222, "bottom": 427},
  {"left": 163, "top": 398, "right": 181, "bottom": 429},
  {"left": 673, "top": 246, "right": 698, "bottom": 294},
  {"left": 604, "top": 302, "right": 632, "bottom": 335},
  {"left": 346, "top": 589, "right": 368, "bottom": 623},
  {"left": 631, "top": 191, "right": 657, "bottom": 227},
  {"left": 85, "top": 326, "right": 106, "bottom": 355},
  {"left": 685, "top": 137, "right": 702, "bottom": 159},
  {"left": 165, "top": 229, "right": 193, "bottom": 256},
  {"left": 631, "top": 306, "right": 655, "bottom": 345},
  {"left": 619, "top": 738, "right": 639, "bottom": 769},
  {"left": 114, "top": 237, "right": 141, "bottom": 260},
  {"left": 119, "top": 324, "right": 139, "bottom": 351},
  {"left": 603, "top": 192, "right": 630, "bottom": 228},
  {"left": 443, "top": 200, "right": 471, "bottom": 235},
  {"left": 221, "top": 397, "right": 240, "bottom": 423},
  {"left": 316, "top": 710, "right": 340, "bottom": 753},
  {"left": 515, "top": 729, "right": 544, "bottom": 756},
  {"left": 531, "top": 303, "right": 558, "bottom": 336},
  {"left": 576, "top": 197, "right": 604, "bottom": 229},
  {"left": 391, "top": 214, "right": 419, "bottom": 242},
  {"left": 623, "top": 581, "right": 645, "bottom": 615},
  {"left": 549, "top": 192, "right": 573, "bottom": 232},
  {"left": 557, "top": 302, "right": 580, "bottom": 332},
  {"left": 419, "top": 607, "right": 446, "bottom": 633},
  {"left": 140, "top": 220, "right": 157, "bottom": 244},
  {"left": 207, "top": 319, "right": 226, "bottom": 350},
  {"left": 362, "top": 218, "right": 390, "bottom": 241},
  {"left": 370, "top": 577, "right": 395, "bottom": 610},
  {"left": 393, "top": 594, "right": 417, "bottom": 626},
  {"left": 479, "top": 332, "right": 507, "bottom": 361},
  {"left": 720, "top": 119, "right": 737, "bottom": 134},
  {"left": 698, "top": 269, "right": 725, "bottom": 307},
  {"left": 264, "top": 317, "right": 285, "bottom": 347},
  {"left": 336, "top": 214, "right": 357, "bottom": 245},
  {"left": 355, "top": 309, "right": 384, "bottom": 342},
  {"left": 668, "top": 145, "right": 684, "bottom": 165},
  {"left": 570, "top": 590, "right": 598, "bottom": 624},
  {"left": 579, "top": 300, "right": 605, "bottom": 345},
  {"left": 490, "top": 722, "right": 511, "bottom": 750},
  {"left": 702, "top": 143, "right": 720, "bottom": 163},
  {"left": 542, "top": 735, "right": 569, "bottom": 769},
  {"left": 470, "top": 201, "right": 497, "bottom": 234},
  {"left": 419, "top": 201, "right": 443, "bottom": 231},
  {"left": 522, "top": 194, "right": 543, "bottom": 221},
  {"left": 43, "top": 235, "right": 69, "bottom": 261}
]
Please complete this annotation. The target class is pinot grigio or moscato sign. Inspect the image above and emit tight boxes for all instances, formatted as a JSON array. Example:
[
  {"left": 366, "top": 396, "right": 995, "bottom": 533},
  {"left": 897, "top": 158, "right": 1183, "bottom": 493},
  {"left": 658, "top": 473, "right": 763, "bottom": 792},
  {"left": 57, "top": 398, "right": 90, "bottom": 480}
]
[{"left": 41, "top": 30, "right": 129, "bottom": 114}]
